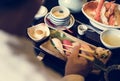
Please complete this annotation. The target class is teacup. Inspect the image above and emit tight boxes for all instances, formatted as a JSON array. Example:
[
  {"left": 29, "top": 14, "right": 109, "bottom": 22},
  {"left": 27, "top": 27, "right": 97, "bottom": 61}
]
[{"left": 49, "top": 6, "right": 70, "bottom": 26}]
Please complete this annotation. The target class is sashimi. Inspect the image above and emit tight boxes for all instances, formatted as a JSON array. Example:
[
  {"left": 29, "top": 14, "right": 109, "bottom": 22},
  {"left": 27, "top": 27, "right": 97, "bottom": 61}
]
[
  {"left": 51, "top": 38, "right": 65, "bottom": 55},
  {"left": 62, "top": 39, "right": 72, "bottom": 50}
]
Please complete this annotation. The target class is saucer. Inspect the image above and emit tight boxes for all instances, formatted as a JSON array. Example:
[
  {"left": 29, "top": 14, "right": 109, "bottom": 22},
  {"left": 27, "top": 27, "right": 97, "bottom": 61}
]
[
  {"left": 44, "top": 13, "right": 75, "bottom": 30},
  {"left": 35, "top": 6, "right": 48, "bottom": 19}
]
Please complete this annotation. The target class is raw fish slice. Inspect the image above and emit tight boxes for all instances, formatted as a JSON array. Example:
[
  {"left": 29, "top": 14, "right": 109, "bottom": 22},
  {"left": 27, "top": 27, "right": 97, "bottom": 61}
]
[
  {"left": 51, "top": 38, "right": 65, "bottom": 55},
  {"left": 62, "top": 39, "right": 72, "bottom": 50}
]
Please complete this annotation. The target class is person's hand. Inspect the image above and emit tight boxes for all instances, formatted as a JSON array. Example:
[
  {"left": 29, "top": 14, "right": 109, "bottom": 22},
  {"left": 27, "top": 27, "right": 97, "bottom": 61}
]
[{"left": 65, "top": 42, "right": 93, "bottom": 77}]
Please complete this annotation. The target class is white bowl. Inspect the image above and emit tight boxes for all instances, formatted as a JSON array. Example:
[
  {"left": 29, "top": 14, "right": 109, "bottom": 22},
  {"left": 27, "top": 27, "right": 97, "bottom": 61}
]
[
  {"left": 82, "top": 1, "right": 120, "bottom": 30},
  {"left": 27, "top": 23, "right": 50, "bottom": 42},
  {"left": 100, "top": 29, "right": 120, "bottom": 49}
]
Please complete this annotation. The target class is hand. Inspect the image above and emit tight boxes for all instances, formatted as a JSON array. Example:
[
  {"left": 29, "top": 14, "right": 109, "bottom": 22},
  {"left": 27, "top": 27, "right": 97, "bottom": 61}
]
[{"left": 65, "top": 42, "right": 93, "bottom": 77}]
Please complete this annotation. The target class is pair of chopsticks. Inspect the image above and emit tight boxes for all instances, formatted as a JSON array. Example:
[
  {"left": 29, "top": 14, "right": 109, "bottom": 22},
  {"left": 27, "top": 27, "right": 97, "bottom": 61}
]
[
  {"left": 63, "top": 44, "right": 95, "bottom": 54},
  {"left": 63, "top": 44, "right": 95, "bottom": 61},
  {"left": 63, "top": 48, "right": 94, "bottom": 61}
]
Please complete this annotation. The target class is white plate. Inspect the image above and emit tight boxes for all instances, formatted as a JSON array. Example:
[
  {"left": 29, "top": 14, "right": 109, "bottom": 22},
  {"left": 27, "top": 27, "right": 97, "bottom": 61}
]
[
  {"left": 82, "top": 1, "right": 120, "bottom": 30},
  {"left": 44, "top": 13, "right": 75, "bottom": 30},
  {"left": 27, "top": 23, "right": 50, "bottom": 42},
  {"left": 35, "top": 6, "right": 48, "bottom": 19}
]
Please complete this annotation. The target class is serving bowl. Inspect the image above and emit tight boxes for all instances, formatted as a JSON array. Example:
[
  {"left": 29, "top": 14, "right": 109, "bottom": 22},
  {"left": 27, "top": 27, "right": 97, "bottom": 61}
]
[
  {"left": 100, "top": 29, "right": 120, "bottom": 49},
  {"left": 82, "top": 1, "right": 120, "bottom": 30}
]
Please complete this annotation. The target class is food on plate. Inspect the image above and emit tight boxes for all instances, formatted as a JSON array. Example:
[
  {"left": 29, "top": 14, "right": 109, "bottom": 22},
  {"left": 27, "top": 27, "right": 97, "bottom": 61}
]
[
  {"left": 83, "top": 0, "right": 120, "bottom": 26},
  {"left": 62, "top": 39, "right": 72, "bottom": 50},
  {"left": 51, "top": 38, "right": 65, "bottom": 55},
  {"left": 95, "top": 47, "right": 110, "bottom": 59},
  {"left": 27, "top": 23, "right": 50, "bottom": 41},
  {"left": 33, "top": 27, "right": 46, "bottom": 39},
  {"left": 50, "top": 30, "right": 111, "bottom": 60},
  {"left": 50, "top": 30, "right": 110, "bottom": 59},
  {"left": 50, "top": 30, "right": 72, "bottom": 41},
  {"left": 94, "top": 0, "right": 104, "bottom": 21}
]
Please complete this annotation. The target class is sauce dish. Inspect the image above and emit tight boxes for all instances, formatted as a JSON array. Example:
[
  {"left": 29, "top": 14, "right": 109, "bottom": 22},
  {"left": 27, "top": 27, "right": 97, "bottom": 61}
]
[{"left": 100, "top": 29, "right": 120, "bottom": 49}]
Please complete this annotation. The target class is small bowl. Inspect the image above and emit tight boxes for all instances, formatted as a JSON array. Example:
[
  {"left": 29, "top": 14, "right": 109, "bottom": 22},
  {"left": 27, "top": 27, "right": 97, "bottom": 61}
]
[
  {"left": 27, "top": 23, "right": 50, "bottom": 42},
  {"left": 77, "top": 24, "right": 88, "bottom": 35},
  {"left": 82, "top": 1, "right": 120, "bottom": 30},
  {"left": 100, "top": 29, "right": 120, "bottom": 49}
]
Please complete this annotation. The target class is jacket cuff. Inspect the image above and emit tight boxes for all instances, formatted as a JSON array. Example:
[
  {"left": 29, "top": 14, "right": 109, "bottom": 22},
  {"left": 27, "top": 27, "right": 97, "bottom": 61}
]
[{"left": 61, "top": 74, "right": 85, "bottom": 81}]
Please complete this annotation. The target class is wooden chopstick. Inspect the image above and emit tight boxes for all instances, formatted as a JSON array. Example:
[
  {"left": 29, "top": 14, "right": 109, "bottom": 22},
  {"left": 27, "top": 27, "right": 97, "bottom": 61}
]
[
  {"left": 62, "top": 44, "right": 94, "bottom": 54},
  {"left": 78, "top": 54, "right": 94, "bottom": 61},
  {"left": 63, "top": 49, "right": 71, "bottom": 52},
  {"left": 80, "top": 48, "right": 94, "bottom": 54}
]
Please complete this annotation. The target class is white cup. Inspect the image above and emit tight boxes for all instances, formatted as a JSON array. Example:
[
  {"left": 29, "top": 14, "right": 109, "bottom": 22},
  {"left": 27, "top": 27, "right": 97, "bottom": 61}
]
[{"left": 77, "top": 25, "right": 88, "bottom": 35}]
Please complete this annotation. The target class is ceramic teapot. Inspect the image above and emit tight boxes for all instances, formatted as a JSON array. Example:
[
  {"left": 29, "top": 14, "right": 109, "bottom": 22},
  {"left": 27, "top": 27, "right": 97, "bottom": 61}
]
[{"left": 58, "top": 0, "right": 87, "bottom": 13}]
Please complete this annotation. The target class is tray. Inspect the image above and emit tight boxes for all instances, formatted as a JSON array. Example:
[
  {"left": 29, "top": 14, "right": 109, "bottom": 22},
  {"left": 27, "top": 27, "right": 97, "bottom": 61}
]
[{"left": 40, "top": 30, "right": 111, "bottom": 74}]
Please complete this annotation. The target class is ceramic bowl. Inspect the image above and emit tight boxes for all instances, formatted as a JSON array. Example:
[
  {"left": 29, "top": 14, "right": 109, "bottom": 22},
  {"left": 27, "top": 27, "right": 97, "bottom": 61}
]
[
  {"left": 100, "top": 29, "right": 120, "bottom": 49},
  {"left": 82, "top": 1, "right": 120, "bottom": 30},
  {"left": 27, "top": 23, "right": 50, "bottom": 42},
  {"left": 49, "top": 6, "right": 70, "bottom": 26}
]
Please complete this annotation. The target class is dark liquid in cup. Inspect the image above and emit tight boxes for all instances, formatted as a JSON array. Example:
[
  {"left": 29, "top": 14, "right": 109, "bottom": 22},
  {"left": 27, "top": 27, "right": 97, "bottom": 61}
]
[{"left": 107, "top": 69, "right": 120, "bottom": 81}]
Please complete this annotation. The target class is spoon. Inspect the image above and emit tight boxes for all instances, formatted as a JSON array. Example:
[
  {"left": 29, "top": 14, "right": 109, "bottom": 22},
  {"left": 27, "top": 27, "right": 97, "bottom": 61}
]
[{"left": 75, "top": 19, "right": 102, "bottom": 34}]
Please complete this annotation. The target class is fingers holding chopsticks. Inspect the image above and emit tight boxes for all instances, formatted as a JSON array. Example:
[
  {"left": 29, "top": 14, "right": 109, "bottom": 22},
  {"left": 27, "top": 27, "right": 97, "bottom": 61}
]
[
  {"left": 66, "top": 42, "right": 81, "bottom": 58},
  {"left": 64, "top": 42, "right": 94, "bottom": 59},
  {"left": 65, "top": 42, "right": 94, "bottom": 76}
]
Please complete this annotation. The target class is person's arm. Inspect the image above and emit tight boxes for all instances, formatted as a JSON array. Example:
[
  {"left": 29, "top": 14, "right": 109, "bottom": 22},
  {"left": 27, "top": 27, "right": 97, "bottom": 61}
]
[{"left": 61, "top": 74, "right": 84, "bottom": 81}]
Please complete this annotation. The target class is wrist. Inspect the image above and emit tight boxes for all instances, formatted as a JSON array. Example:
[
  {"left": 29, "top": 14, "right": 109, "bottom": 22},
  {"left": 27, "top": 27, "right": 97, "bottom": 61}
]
[{"left": 63, "top": 74, "right": 85, "bottom": 81}]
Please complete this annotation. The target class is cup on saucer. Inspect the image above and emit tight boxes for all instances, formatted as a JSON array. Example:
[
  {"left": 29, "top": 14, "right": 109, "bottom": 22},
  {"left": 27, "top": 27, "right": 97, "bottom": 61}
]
[{"left": 49, "top": 6, "right": 70, "bottom": 26}]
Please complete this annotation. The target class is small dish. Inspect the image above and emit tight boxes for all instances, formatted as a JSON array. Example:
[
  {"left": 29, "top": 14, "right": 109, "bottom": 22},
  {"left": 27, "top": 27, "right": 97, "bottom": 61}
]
[
  {"left": 44, "top": 13, "right": 75, "bottom": 30},
  {"left": 100, "top": 29, "right": 120, "bottom": 49},
  {"left": 77, "top": 24, "right": 88, "bottom": 35},
  {"left": 34, "top": 6, "right": 48, "bottom": 19},
  {"left": 27, "top": 23, "right": 50, "bottom": 42}
]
